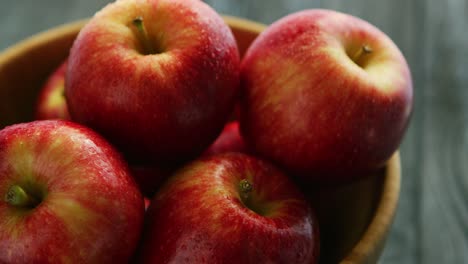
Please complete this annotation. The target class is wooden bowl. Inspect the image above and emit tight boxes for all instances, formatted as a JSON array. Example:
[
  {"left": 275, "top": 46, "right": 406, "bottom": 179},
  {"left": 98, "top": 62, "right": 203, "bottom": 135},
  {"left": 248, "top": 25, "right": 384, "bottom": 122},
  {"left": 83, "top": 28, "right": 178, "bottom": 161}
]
[{"left": 0, "top": 16, "right": 400, "bottom": 264}]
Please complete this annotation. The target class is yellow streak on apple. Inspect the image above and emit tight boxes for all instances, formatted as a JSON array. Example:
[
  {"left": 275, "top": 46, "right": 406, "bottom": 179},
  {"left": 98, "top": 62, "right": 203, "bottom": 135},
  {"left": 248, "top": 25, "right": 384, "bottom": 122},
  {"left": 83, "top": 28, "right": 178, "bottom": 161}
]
[
  {"left": 251, "top": 53, "right": 312, "bottom": 140},
  {"left": 7, "top": 133, "right": 76, "bottom": 185},
  {"left": 46, "top": 195, "right": 94, "bottom": 235},
  {"left": 45, "top": 80, "right": 65, "bottom": 110},
  {"left": 2, "top": 139, "right": 40, "bottom": 241},
  {"left": 137, "top": 53, "right": 174, "bottom": 76},
  {"left": 323, "top": 40, "right": 407, "bottom": 95},
  {"left": 159, "top": 161, "right": 257, "bottom": 234},
  {"left": 365, "top": 57, "right": 409, "bottom": 94},
  {"left": 7, "top": 140, "right": 35, "bottom": 182},
  {"left": 83, "top": 19, "right": 180, "bottom": 87},
  {"left": 46, "top": 194, "right": 109, "bottom": 259},
  {"left": 253, "top": 54, "right": 309, "bottom": 108},
  {"left": 1, "top": 206, "right": 30, "bottom": 239},
  {"left": 92, "top": 4, "right": 201, "bottom": 57}
]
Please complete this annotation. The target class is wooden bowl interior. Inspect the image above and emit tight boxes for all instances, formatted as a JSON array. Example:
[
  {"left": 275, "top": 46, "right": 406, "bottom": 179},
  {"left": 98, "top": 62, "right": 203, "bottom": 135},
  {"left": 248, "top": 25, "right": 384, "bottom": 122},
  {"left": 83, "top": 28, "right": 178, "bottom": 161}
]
[{"left": 0, "top": 16, "right": 400, "bottom": 264}]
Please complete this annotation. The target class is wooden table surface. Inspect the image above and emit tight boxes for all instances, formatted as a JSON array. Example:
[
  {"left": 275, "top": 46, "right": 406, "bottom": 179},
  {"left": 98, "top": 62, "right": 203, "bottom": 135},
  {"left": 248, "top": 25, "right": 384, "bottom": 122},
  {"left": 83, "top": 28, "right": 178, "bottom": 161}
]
[{"left": 1, "top": 0, "right": 466, "bottom": 263}]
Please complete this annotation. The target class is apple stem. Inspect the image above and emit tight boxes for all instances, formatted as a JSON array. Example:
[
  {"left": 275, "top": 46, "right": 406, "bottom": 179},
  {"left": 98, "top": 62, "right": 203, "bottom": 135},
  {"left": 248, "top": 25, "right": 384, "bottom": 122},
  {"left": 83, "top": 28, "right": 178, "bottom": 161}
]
[
  {"left": 351, "top": 45, "right": 373, "bottom": 64},
  {"left": 239, "top": 179, "right": 253, "bottom": 201},
  {"left": 132, "top": 16, "right": 155, "bottom": 55},
  {"left": 5, "top": 185, "right": 40, "bottom": 208}
]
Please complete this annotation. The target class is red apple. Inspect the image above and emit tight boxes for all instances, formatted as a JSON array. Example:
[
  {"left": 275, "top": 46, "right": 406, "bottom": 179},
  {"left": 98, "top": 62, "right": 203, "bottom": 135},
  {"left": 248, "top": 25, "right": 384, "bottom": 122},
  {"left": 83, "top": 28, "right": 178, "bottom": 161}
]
[
  {"left": 203, "top": 121, "right": 248, "bottom": 156},
  {"left": 136, "top": 152, "right": 320, "bottom": 263},
  {"left": 35, "top": 60, "right": 70, "bottom": 120},
  {"left": 66, "top": 0, "right": 240, "bottom": 166},
  {"left": 0, "top": 120, "right": 144, "bottom": 263},
  {"left": 240, "top": 9, "right": 413, "bottom": 182}
]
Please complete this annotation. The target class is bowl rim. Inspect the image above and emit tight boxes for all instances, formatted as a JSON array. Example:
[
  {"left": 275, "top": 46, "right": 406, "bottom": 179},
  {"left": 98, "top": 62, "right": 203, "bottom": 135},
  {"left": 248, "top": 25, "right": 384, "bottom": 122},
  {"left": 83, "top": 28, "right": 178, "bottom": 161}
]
[
  {"left": 341, "top": 152, "right": 401, "bottom": 263},
  {"left": 0, "top": 19, "right": 83, "bottom": 66},
  {"left": 0, "top": 15, "right": 401, "bottom": 264}
]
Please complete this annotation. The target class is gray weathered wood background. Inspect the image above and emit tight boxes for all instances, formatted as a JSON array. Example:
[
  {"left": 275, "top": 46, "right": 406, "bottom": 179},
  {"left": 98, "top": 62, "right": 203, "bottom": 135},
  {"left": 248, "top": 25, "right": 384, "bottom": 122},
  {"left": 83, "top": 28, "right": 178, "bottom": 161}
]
[{"left": 1, "top": 0, "right": 467, "bottom": 263}]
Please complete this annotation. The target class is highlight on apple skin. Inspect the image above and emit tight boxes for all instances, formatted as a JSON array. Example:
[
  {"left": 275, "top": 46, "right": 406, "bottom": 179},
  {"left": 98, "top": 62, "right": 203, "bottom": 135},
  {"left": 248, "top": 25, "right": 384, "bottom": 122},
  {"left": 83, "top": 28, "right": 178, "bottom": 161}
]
[
  {"left": 239, "top": 9, "right": 413, "bottom": 183},
  {"left": 0, "top": 120, "right": 144, "bottom": 263},
  {"left": 135, "top": 152, "right": 320, "bottom": 264},
  {"left": 65, "top": 0, "right": 241, "bottom": 167}
]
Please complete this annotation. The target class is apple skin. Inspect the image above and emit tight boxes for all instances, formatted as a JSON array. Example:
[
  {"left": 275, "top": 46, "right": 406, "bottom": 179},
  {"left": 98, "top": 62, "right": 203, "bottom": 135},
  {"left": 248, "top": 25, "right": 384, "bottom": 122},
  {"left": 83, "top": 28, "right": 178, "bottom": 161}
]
[
  {"left": 203, "top": 121, "right": 248, "bottom": 156},
  {"left": 66, "top": 0, "right": 240, "bottom": 166},
  {"left": 240, "top": 9, "right": 413, "bottom": 182},
  {"left": 136, "top": 152, "right": 319, "bottom": 264},
  {"left": 35, "top": 60, "right": 70, "bottom": 120},
  {"left": 0, "top": 120, "right": 144, "bottom": 263}
]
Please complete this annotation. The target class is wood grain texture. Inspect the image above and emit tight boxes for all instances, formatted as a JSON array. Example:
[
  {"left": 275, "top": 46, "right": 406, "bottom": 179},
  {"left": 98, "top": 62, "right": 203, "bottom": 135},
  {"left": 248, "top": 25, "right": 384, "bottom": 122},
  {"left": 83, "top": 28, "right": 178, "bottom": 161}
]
[
  {"left": 418, "top": 0, "right": 468, "bottom": 263},
  {"left": 1, "top": 0, "right": 467, "bottom": 263}
]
